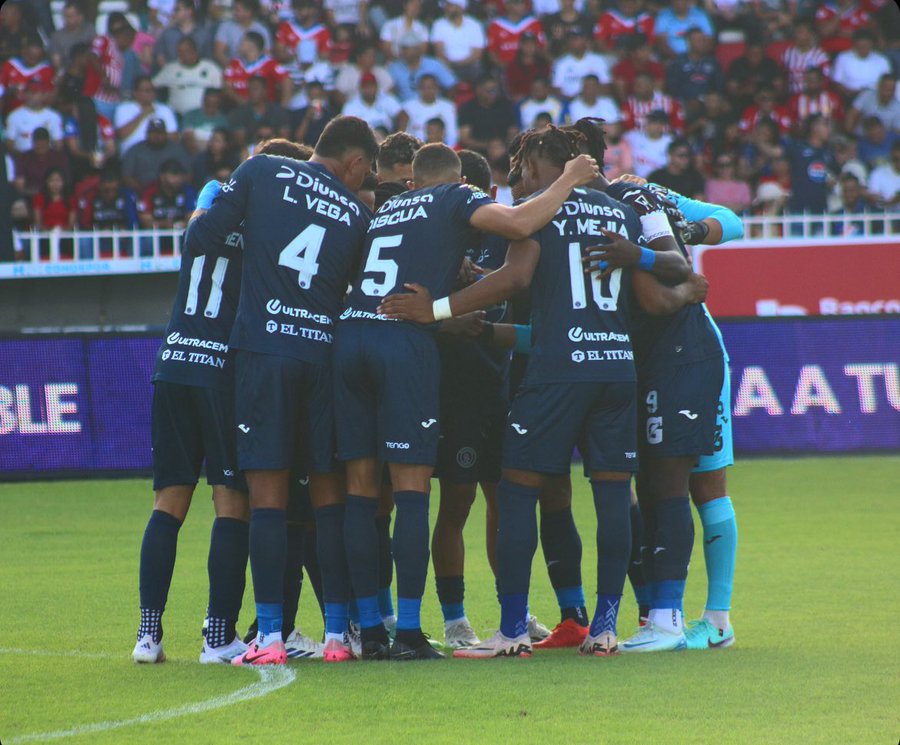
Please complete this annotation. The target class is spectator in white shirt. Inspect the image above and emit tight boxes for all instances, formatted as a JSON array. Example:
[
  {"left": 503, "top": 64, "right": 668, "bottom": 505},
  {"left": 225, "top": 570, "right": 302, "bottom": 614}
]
[
  {"left": 114, "top": 76, "right": 179, "bottom": 155},
  {"left": 380, "top": 0, "right": 429, "bottom": 60},
  {"left": 214, "top": 0, "right": 272, "bottom": 67},
  {"left": 334, "top": 41, "right": 395, "bottom": 101},
  {"left": 624, "top": 109, "right": 673, "bottom": 178},
  {"left": 551, "top": 30, "right": 610, "bottom": 100},
  {"left": 566, "top": 74, "right": 621, "bottom": 124},
  {"left": 342, "top": 71, "right": 408, "bottom": 131},
  {"left": 867, "top": 142, "right": 900, "bottom": 207},
  {"left": 152, "top": 37, "right": 223, "bottom": 116},
  {"left": 831, "top": 30, "right": 891, "bottom": 101},
  {"left": 430, "top": 0, "right": 486, "bottom": 82},
  {"left": 324, "top": 0, "right": 370, "bottom": 34},
  {"left": 405, "top": 73, "right": 458, "bottom": 146},
  {"left": 4, "top": 82, "right": 64, "bottom": 154},
  {"left": 518, "top": 77, "right": 564, "bottom": 128}
]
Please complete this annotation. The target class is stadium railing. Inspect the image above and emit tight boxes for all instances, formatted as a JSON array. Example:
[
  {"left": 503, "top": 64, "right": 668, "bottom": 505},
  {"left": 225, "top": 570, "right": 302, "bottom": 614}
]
[{"left": 2, "top": 213, "right": 898, "bottom": 279}]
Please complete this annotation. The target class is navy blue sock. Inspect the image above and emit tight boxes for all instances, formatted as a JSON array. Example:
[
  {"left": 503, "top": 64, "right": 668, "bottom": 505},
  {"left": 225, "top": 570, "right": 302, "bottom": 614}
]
[
  {"left": 435, "top": 575, "right": 465, "bottom": 623},
  {"left": 344, "top": 495, "right": 380, "bottom": 622},
  {"left": 281, "top": 521, "right": 304, "bottom": 638},
  {"left": 627, "top": 501, "right": 651, "bottom": 613},
  {"left": 302, "top": 525, "right": 325, "bottom": 619},
  {"left": 207, "top": 517, "right": 249, "bottom": 644},
  {"left": 638, "top": 499, "right": 658, "bottom": 617},
  {"left": 540, "top": 507, "right": 586, "bottom": 625},
  {"left": 392, "top": 491, "right": 430, "bottom": 632},
  {"left": 249, "top": 508, "right": 286, "bottom": 636},
  {"left": 315, "top": 504, "right": 350, "bottom": 634},
  {"left": 497, "top": 480, "right": 539, "bottom": 639},
  {"left": 375, "top": 513, "right": 394, "bottom": 590},
  {"left": 590, "top": 480, "right": 631, "bottom": 638},
  {"left": 139, "top": 509, "right": 183, "bottom": 613},
  {"left": 651, "top": 497, "right": 694, "bottom": 612}
]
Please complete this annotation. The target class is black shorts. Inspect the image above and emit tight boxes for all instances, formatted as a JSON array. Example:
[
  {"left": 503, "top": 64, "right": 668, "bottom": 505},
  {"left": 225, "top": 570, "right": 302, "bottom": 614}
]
[
  {"left": 334, "top": 321, "right": 440, "bottom": 465},
  {"left": 234, "top": 350, "right": 336, "bottom": 473},
  {"left": 638, "top": 355, "right": 724, "bottom": 460},
  {"left": 435, "top": 382, "right": 507, "bottom": 484},
  {"left": 503, "top": 381, "right": 638, "bottom": 475},
  {"left": 151, "top": 381, "right": 245, "bottom": 492}
]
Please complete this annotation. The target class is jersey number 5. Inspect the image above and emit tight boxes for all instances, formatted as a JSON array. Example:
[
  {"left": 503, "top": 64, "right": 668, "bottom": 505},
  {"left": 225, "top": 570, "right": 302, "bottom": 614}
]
[
  {"left": 279, "top": 224, "right": 324, "bottom": 289},
  {"left": 361, "top": 235, "right": 402, "bottom": 297},
  {"left": 567, "top": 242, "right": 621, "bottom": 312}
]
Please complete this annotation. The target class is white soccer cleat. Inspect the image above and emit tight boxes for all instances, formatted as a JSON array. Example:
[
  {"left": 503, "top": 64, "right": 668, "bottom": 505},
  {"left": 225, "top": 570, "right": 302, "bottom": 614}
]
[
  {"left": 452, "top": 631, "right": 532, "bottom": 659},
  {"left": 443, "top": 618, "right": 481, "bottom": 649},
  {"left": 284, "top": 628, "right": 325, "bottom": 659},
  {"left": 527, "top": 614, "right": 551, "bottom": 642},
  {"left": 579, "top": 630, "right": 619, "bottom": 657},
  {"left": 132, "top": 634, "right": 166, "bottom": 664},
  {"left": 620, "top": 621, "right": 687, "bottom": 653},
  {"left": 200, "top": 635, "right": 248, "bottom": 664}
]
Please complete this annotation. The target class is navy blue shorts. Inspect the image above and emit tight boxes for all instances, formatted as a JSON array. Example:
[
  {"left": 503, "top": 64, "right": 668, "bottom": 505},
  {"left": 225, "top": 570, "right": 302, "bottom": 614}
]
[
  {"left": 151, "top": 381, "right": 245, "bottom": 492},
  {"left": 334, "top": 321, "right": 440, "bottom": 465},
  {"left": 638, "top": 355, "right": 724, "bottom": 460},
  {"left": 435, "top": 381, "right": 506, "bottom": 484},
  {"left": 234, "top": 350, "right": 336, "bottom": 473},
  {"left": 503, "top": 381, "right": 638, "bottom": 475},
  {"left": 287, "top": 472, "right": 315, "bottom": 523}
]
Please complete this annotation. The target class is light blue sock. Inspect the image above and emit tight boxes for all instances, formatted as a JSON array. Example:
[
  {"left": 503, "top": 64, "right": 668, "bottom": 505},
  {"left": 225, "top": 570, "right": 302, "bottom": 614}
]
[
  {"left": 356, "top": 595, "right": 382, "bottom": 629},
  {"left": 324, "top": 602, "right": 348, "bottom": 636},
  {"left": 256, "top": 602, "right": 283, "bottom": 636},
  {"left": 697, "top": 497, "right": 738, "bottom": 611},
  {"left": 396, "top": 597, "right": 422, "bottom": 631}
]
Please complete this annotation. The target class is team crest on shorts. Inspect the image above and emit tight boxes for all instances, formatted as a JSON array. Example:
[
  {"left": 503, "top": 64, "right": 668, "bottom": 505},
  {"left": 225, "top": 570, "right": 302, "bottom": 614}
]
[{"left": 456, "top": 447, "right": 477, "bottom": 469}]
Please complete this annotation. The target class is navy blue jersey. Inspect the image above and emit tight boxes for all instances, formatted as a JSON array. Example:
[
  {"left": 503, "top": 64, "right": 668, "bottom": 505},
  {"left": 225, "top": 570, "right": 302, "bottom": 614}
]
[
  {"left": 438, "top": 231, "right": 511, "bottom": 389},
  {"left": 341, "top": 182, "right": 494, "bottom": 323},
  {"left": 524, "top": 186, "right": 640, "bottom": 385},
  {"left": 606, "top": 180, "right": 722, "bottom": 371},
  {"left": 187, "top": 155, "right": 371, "bottom": 363},
  {"left": 152, "top": 226, "right": 243, "bottom": 391}
]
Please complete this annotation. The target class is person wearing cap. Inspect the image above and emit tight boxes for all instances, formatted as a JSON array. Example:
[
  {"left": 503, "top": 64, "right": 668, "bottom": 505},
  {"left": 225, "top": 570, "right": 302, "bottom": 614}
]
[
  {"left": 114, "top": 75, "right": 179, "bottom": 155},
  {"left": 624, "top": 109, "right": 674, "bottom": 178},
  {"left": 487, "top": 0, "right": 544, "bottom": 69},
  {"left": 4, "top": 79, "right": 64, "bottom": 154},
  {"left": 380, "top": 0, "right": 429, "bottom": 60},
  {"left": 138, "top": 157, "right": 197, "bottom": 231},
  {"left": 388, "top": 33, "right": 456, "bottom": 102},
  {"left": 0, "top": 34, "right": 55, "bottom": 116},
  {"left": 551, "top": 28, "right": 610, "bottom": 100},
  {"left": 121, "top": 117, "right": 191, "bottom": 191},
  {"left": 430, "top": 0, "right": 486, "bottom": 82},
  {"left": 342, "top": 71, "right": 408, "bottom": 132}
]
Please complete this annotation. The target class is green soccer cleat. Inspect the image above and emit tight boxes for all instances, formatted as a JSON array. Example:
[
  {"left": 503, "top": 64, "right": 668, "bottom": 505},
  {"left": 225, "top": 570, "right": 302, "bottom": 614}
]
[{"left": 684, "top": 619, "right": 735, "bottom": 650}]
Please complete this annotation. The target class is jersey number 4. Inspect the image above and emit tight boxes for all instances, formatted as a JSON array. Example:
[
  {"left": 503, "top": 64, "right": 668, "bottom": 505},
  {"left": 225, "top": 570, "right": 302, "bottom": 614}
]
[
  {"left": 567, "top": 242, "right": 621, "bottom": 311},
  {"left": 185, "top": 255, "right": 229, "bottom": 319},
  {"left": 279, "top": 224, "right": 324, "bottom": 289}
]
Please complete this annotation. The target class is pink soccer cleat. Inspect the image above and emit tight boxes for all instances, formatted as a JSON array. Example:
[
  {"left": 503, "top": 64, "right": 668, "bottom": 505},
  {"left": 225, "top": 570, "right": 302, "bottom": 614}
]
[
  {"left": 231, "top": 639, "right": 287, "bottom": 666},
  {"left": 323, "top": 638, "right": 356, "bottom": 663}
]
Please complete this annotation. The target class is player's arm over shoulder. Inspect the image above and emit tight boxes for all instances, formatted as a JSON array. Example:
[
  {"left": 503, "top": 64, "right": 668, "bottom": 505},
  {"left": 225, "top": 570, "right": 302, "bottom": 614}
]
[
  {"left": 185, "top": 160, "right": 255, "bottom": 253},
  {"left": 632, "top": 269, "right": 708, "bottom": 316}
]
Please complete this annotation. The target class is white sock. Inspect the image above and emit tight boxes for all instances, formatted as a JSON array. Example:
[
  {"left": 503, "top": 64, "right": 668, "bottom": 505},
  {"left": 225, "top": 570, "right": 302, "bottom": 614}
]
[
  {"left": 256, "top": 631, "right": 281, "bottom": 648},
  {"left": 649, "top": 608, "right": 684, "bottom": 633},
  {"left": 703, "top": 609, "right": 730, "bottom": 631},
  {"left": 382, "top": 614, "right": 397, "bottom": 626},
  {"left": 445, "top": 616, "right": 468, "bottom": 630},
  {"left": 324, "top": 631, "right": 345, "bottom": 644}
]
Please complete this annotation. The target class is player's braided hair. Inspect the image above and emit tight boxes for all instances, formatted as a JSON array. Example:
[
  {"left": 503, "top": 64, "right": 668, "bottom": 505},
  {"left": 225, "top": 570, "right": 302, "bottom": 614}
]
[
  {"left": 562, "top": 118, "right": 608, "bottom": 174},
  {"left": 511, "top": 126, "right": 584, "bottom": 172}
]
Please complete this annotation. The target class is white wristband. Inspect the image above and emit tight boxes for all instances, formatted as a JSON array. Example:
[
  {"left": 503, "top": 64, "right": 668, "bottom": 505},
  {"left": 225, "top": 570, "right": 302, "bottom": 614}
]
[
  {"left": 432, "top": 296, "right": 453, "bottom": 321},
  {"left": 640, "top": 210, "right": 675, "bottom": 243}
]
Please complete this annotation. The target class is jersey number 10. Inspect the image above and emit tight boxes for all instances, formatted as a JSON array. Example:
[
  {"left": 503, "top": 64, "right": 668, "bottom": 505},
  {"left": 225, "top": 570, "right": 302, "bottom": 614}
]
[{"left": 567, "top": 242, "right": 621, "bottom": 312}]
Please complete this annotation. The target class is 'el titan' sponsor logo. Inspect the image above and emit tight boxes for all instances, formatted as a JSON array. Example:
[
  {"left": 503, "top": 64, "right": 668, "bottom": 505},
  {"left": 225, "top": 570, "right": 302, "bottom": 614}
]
[{"left": 0, "top": 384, "right": 81, "bottom": 435}]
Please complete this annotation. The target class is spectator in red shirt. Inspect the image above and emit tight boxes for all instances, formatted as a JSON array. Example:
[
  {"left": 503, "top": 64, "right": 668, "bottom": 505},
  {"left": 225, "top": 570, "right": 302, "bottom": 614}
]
[
  {"left": 13, "top": 127, "right": 70, "bottom": 197},
  {"left": 275, "top": 0, "right": 332, "bottom": 65},
  {"left": 611, "top": 33, "right": 665, "bottom": 102},
  {"left": 224, "top": 31, "right": 292, "bottom": 107},
  {"left": 622, "top": 71, "right": 684, "bottom": 133},
  {"left": 815, "top": 0, "right": 872, "bottom": 55},
  {"left": 86, "top": 13, "right": 135, "bottom": 119},
  {"left": 504, "top": 31, "right": 551, "bottom": 101},
  {"left": 781, "top": 19, "right": 831, "bottom": 95},
  {"left": 788, "top": 68, "right": 845, "bottom": 134},
  {"left": 487, "top": 0, "right": 544, "bottom": 69},
  {"left": 594, "top": 0, "right": 654, "bottom": 54},
  {"left": 0, "top": 34, "right": 56, "bottom": 116},
  {"left": 33, "top": 167, "right": 76, "bottom": 230},
  {"left": 739, "top": 86, "right": 792, "bottom": 136}
]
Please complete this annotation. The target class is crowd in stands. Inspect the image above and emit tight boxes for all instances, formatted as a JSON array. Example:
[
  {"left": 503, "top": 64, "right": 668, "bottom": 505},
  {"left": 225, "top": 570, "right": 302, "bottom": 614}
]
[{"left": 1, "top": 0, "right": 899, "bottom": 259}]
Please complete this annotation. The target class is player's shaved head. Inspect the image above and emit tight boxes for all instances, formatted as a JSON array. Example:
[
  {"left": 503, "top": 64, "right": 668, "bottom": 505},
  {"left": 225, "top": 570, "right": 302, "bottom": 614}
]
[
  {"left": 254, "top": 138, "right": 313, "bottom": 160},
  {"left": 458, "top": 150, "right": 492, "bottom": 192},
  {"left": 411, "top": 143, "right": 461, "bottom": 186}
]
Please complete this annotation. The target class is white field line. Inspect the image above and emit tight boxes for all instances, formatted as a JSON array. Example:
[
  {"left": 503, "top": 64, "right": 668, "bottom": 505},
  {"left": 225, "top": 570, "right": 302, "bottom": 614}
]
[{"left": 0, "top": 648, "right": 296, "bottom": 744}]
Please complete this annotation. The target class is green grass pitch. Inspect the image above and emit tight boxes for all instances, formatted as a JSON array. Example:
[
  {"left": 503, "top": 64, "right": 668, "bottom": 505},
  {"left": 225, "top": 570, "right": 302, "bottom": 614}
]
[{"left": 1, "top": 456, "right": 897, "bottom": 744}]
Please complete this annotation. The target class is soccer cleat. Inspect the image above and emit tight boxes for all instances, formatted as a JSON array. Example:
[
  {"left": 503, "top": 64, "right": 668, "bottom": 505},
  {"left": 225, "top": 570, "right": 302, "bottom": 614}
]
[
  {"left": 284, "top": 629, "right": 325, "bottom": 659},
  {"left": 527, "top": 614, "right": 551, "bottom": 642},
  {"left": 383, "top": 615, "right": 397, "bottom": 642},
  {"left": 132, "top": 634, "right": 166, "bottom": 664},
  {"left": 200, "top": 636, "right": 248, "bottom": 664},
  {"left": 348, "top": 623, "right": 362, "bottom": 658},
  {"left": 361, "top": 640, "right": 391, "bottom": 660},
  {"left": 620, "top": 621, "right": 687, "bottom": 653},
  {"left": 443, "top": 618, "right": 481, "bottom": 649},
  {"left": 533, "top": 618, "right": 589, "bottom": 649},
  {"left": 684, "top": 619, "right": 735, "bottom": 650},
  {"left": 453, "top": 631, "right": 532, "bottom": 659},
  {"left": 579, "top": 631, "right": 619, "bottom": 657},
  {"left": 389, "top": 635, "right": 446, "bottom": 661},
  {"left": 231, "top": 638, "right": 287, "bottom": 666},
  {"left": 323, "top": 637, "right": 356, "bottom": 663}
]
